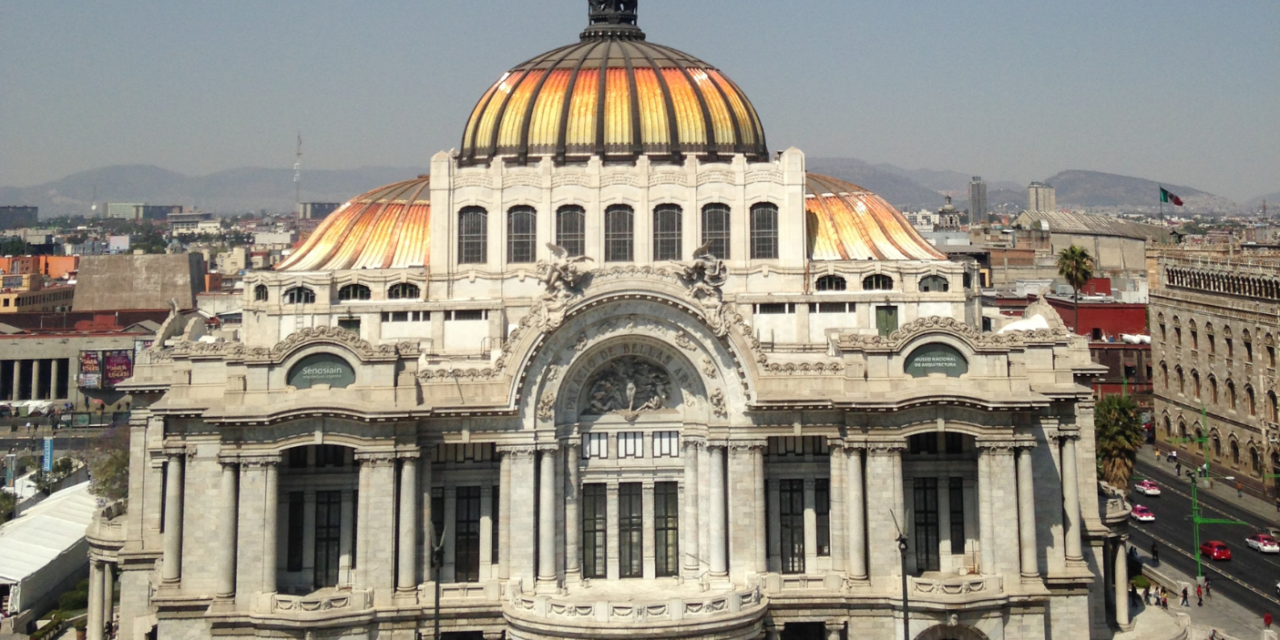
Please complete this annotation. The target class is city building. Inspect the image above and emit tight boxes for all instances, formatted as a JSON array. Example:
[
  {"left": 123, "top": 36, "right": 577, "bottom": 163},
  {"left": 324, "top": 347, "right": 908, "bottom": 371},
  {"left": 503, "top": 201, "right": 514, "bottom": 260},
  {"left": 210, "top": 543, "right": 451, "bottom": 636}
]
[
  {"left": 103, "top": 203, "right": 145, "bottom": 220},
  {"left": 71, "top": 254, "right": 206, "bottom": 312},
  {"left": 1149, "top": 245, "right": 1280, "bottom": 498},
  {"left": 168, "top": 212, "right": 215, "bottom": 235},
  {"left": 969, "top": 177, "right": 988, "bottom": 225},
  {"left": 90, "top": 4, "right": 1121, "bottom": 640},
  {"left": 0, "top": 206, "right": 38, "bottom": 231},
  {"left": 1027, "top": 182, "right": 1056, "bottom": 213},
  {"left": 1043, "top": 294, "right": 1152, "bottom": 405},
  {"left": 0, "top": 274, "right": 75, "bottom": 314},
  {"left": 300, "top": 202, "right": 341, "bottom": 220}
]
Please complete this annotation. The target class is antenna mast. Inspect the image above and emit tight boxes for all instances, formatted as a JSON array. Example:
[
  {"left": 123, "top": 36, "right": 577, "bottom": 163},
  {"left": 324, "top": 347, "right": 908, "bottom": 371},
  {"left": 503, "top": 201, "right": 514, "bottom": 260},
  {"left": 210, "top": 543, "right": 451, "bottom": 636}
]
[{"left": 294, "top": 132, "right": 302, "bottom": 216}]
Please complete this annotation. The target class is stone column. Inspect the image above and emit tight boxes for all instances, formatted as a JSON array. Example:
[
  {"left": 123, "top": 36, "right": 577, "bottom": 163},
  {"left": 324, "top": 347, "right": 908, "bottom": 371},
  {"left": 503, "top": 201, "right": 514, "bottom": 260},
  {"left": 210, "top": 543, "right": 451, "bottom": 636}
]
[
  {"left": 682, "top": 438, "right": 702, "bottom": 577},
  {"left": 642, "top": 481, "right": 656, "bottom": 579},
  {"left": 340, "top": 490, "right": 355, "bottom": 586},
  {"left": 420, "top": 445, "right": 434, "bottom": 582},
  {"left": 262, "top": 458, "right": 279, "bottom": 594},
  {"left": 829, "top": 441, "right": 846, "bottom": 573},
  {"left": 50, "top": 359, "right": 61, "bottom": 399},
  {"left": 564, "top": 441, "right": 581, "bottom": 583},
  {"left": 538, "top": 446, "right": 557, "bottom": 586},
  {"left": 501, "top": 446, "right": 537, "bottom": 588},
  {"left": 8, "top": 360, "right": 18, "bottom": 400},
  {"left": 102, "top": 562, "right": 114, "bottom": 629},
  {"left": 355, "top": 453, "right": 397, "bottom": 591},
  {"left": 977, "top": 448, "right": 996, "bottom": 575},
  {"left": 161, "top": 452, "right": 185, "bottom": 583},
  {"left": 1016, "top": 446, "right": 1040, "bottom": 578},
  {"left": 1114, "top": 538, "right": 1130, "bottom": 627},
  {"left": 87, "top": 560, "right": 103, "bottom": 640},
  {"left": 217, "top": 460, "right": 239, "bottom": 598},
  {"left": 398, "top": 453, "right": 419, "bottom": 591},
  {"left": 865, "top": 443, "right": 906, "bottom": 578},
  {"left": 803, "top": 479, "right": 818, "bottom": 571},
  {"left": 31, "top": 359, "right": 42, "bottom": 400},
  {"left": 754, "top": 442, "right": 767, "bottom": 573},
  {"left": 1060, "top": 435, "right": 1084, "bottom": 563},
  {"left": 846, "top": 445, "right": 867, "bottom": 580},
  {"left": 497, "top": 450, "right": 511, "bottom": 580},
  {"left": 709, "top": 444, "right": 727, "bottom": 577},
  {"left": 824, "top": 621, "right": 843, "bottom": 640}
]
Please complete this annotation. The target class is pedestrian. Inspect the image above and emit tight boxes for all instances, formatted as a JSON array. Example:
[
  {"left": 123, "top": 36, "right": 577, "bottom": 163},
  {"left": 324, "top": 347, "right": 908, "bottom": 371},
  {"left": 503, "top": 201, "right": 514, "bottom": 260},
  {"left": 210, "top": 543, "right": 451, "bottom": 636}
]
[
  {"left": 1238, "top": 481, "right": 1244, "bottom": 498},
  {"left": 1205, "top": 577, "right": 1211, "bottom": 598},
  {"left": 1265, "top": 612, "right": 1273, "bottom": 629},
  {"left": 1196, "top": 584, "right": 1203, "bottom": 606},
  {"left": 1144, "top": 585, "right": 1151, "bottom": 605},
  {"left": 1129, "top": 583, "right": 1138, "bottom": 607},
  {"left": 1162, "top": 593, "right": 1169, "bottom": 609},
  {"left": 1151, "top": 542, "right": 1160, "bottom": 563},
  {"left": 1276, "top": 497, "right": 1280, "bottom": 513},
  {"left": 1176, "top": 462, "right": 1182, "bottom": 476},
  {"left": 1181, "top": 587, "right": 1189, "bottom": 607}
]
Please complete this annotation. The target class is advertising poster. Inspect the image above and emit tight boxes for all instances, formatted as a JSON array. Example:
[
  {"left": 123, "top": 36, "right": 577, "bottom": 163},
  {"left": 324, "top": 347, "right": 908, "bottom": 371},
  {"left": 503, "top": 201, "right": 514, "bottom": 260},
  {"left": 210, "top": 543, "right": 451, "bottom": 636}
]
[
  {"left": 103, "top": 350, "right": 134, "bottom": 387},
  {"left": 43, "top": 437, "right": 54, "bottom": 472},
  {"left": 79, "top": 351, "right": 102, "bottom": 389}
]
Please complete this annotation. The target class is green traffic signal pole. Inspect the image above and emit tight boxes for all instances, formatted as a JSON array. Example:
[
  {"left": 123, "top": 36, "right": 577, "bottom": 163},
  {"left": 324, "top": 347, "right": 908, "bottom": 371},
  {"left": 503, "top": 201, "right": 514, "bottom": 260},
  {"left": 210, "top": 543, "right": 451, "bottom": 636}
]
[{"left": 1167, "top": 405, "right": 1249, "bottom": 580}]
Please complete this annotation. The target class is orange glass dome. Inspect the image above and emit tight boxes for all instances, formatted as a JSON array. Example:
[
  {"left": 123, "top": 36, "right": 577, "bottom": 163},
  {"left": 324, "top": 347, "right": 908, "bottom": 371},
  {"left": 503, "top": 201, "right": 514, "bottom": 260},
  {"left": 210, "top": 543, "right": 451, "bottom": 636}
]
[
  {"left": 459, "top": 5, "right": 767, "bottom": 166},
  {"left": 805, "top": 174, "right": 946, "bottom": 261},
  {"left": 276, "top": 176, "right": 431, "bottom": 272}
]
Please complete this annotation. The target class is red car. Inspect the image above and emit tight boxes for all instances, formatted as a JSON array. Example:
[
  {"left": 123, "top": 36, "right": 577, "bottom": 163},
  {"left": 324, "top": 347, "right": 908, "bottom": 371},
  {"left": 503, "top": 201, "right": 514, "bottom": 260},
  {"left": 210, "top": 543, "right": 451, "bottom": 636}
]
[{"left": 1200, "top": 541, "right": 1232, "bottom": 561}]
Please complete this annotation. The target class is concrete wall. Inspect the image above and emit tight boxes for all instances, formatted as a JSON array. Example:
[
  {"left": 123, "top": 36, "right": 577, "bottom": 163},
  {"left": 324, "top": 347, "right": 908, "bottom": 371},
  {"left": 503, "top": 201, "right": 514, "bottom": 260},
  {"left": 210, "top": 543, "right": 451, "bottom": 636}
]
[{"left": 73, "top": 254, "right": 205, "bottom": 312}]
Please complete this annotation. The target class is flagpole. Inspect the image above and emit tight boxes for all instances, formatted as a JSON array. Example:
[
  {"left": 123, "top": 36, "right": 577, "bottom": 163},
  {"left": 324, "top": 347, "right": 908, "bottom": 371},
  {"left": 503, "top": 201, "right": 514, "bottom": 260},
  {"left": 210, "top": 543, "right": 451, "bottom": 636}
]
[{"left": 1159, "top": 185, "right": 1164, "bottom": 221}]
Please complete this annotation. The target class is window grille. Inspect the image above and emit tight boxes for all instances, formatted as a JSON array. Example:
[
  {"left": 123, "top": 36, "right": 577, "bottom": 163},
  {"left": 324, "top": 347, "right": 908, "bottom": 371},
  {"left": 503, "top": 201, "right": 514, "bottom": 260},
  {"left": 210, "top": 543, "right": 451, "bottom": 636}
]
[
  {"left": 556, "top": 205, "right": 586, "bottom": 257},
  {"left": 653, "top": 431, "right": 680, "bottom": 457},
  {"left": 387, "top": 283, "right": 420, "bottom": 300},
  {"left": 815, "top": 275, "right": 847, "bottom": 291},
  {"left": 338, "top": 284, "right": 371, "bottom": 301},
  {"left": 254, "top": 285, "right": 268, "bottom": 301},
  {"left": 283, "top": 287, "right": 315, "bottom": 304},
  {"left": 582, "top": 433, "right": 608, "bottom": 459},
  {"left": 507, "top": 206, "right": 537, "bottom": 264},
  {"left": 458, "top": 207, "right": 488, "bottom": 264},
  {"left": 750, "top": 203, "right": 778, "bottom": 259},
  {"left": 605, "top": 205, "right": 634, "bottom": 262},
  {"left": 863, "top": 274, "right": 894, "bottom": 291},
  {"left": 919, "top": 275, "right": 950, "bottom": 292},
  {"left": 701, "top": 203, "right": 731, "bottom": 259},
  {"left": 618, "top": 432, "right": 644, "bottom": 458},
  {"left": 653, "top": 204, "right": 683, "bottom": 261}
]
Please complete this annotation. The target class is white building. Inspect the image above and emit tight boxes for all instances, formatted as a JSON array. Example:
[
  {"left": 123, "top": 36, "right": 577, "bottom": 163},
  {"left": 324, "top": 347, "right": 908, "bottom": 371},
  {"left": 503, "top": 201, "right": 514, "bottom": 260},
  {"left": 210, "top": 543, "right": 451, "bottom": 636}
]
[{"left": 91, "top": 4, "right": 1125, "bottom": 640}]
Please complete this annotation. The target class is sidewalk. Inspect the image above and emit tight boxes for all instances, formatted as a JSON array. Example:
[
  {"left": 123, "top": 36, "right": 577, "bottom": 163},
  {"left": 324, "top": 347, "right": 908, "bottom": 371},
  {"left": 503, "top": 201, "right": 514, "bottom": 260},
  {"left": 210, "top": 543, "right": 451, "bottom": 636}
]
[
  {"left": 1132, "top": 544, "right": 1270, "bottom": 639},
  {"left": 1145, "top": 444, "right": 1280, "bottom": 527}
]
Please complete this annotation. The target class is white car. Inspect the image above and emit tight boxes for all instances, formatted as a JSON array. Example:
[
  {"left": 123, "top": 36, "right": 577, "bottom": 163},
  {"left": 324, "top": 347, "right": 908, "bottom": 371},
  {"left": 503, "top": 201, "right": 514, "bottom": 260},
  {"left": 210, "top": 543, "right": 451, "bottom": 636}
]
[
  {"left": 1246, "top": 533, "right": 1280, "bottom": 553},
  {"left": 1135, "top": 480, "right": 1161, "bottom": 496}
]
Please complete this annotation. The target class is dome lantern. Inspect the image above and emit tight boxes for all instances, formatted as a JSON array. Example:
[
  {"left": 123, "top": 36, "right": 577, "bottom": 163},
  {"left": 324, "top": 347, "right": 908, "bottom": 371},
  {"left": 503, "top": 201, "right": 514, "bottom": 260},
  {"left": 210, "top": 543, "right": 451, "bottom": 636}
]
[{"left": 584, "top": 0, "right": 642, "bottom": 40}]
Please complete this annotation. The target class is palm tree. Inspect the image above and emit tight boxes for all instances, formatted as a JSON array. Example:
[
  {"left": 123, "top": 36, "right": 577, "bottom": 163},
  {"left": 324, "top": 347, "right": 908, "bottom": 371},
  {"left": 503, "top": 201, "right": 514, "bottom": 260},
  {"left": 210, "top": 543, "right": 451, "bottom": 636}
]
[
  {"left": 1096, "top": 393, "right": 1144, "bottom": 488},
  {"left": 1056, "top": 246, "right": 1094, "bottom": 335}
]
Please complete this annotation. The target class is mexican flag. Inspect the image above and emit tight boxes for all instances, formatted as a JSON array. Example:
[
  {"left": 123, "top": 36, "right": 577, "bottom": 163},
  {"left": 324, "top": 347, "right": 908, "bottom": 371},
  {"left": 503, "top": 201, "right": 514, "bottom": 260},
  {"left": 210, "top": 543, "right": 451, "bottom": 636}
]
[{"left": 1160, "top": 187, "right": 1184, "bottom": 206}]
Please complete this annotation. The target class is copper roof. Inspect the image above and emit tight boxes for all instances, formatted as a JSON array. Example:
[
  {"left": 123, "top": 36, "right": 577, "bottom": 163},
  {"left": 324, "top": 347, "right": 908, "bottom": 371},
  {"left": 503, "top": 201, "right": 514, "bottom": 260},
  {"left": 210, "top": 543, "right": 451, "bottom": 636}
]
[
  {"left": 805, "top": 174, "right": 946, "bottom": 261},
  {"left": 459, "top": 10, "right": 766, "bottom": 166},
  {"left": 275, "top": 177, "right": 431, "bottom": 272}
]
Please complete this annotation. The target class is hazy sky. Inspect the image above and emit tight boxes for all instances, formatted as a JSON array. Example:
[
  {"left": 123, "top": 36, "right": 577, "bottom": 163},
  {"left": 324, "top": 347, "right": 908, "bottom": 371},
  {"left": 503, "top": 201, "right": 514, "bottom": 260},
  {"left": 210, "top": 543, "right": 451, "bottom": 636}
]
[{"left": 2, "top": 1, "right": 1277, "bottom": 200}]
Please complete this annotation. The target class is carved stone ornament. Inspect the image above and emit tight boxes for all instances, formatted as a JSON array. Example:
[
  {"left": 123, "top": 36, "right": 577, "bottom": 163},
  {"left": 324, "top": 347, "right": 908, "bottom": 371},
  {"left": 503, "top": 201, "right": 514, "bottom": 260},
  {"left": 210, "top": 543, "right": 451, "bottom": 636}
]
[
  {"left": 709, "top": 388, "right": 727, "bottom": 418},
  {"left": 675, "top": 242, "right": 733, "bottom": 337},
  {"left": 581, "top": 356, "right": 671, "bottom": 420},
  {"left": 525, "top": 243, "right": 595, "bottom": 333},
  {"left": 702, "top": 357, "right": 717, "bottom": 378},
  {"left": 537, "top": 393, "right": 557, "bottom": 420},
  {"left": 838, "top": 315, "right": 1070, "bottom": 353}
]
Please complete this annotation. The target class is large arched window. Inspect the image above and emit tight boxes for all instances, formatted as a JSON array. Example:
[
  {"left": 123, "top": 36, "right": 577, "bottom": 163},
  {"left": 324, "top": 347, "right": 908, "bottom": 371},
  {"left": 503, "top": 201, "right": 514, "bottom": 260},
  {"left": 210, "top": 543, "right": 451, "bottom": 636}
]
[
  {"left": 458, "top": 206, "right": 488, "bottom": 264},
  {"left": 750, "top": 203, "right": 779, "bottom": 260},
  {"left": 556, "top": 205, "right": 586, "bottom": 257},
  {"left": 283, "top": 286, "right": 316, "bottom": 305},
  {"left": 1163, "top": 415, "right": 1172, "bottom": 437},
  {"left": 1227, "top": 380, "right": 1237, "bottom": 411},
  {"left": 701, "top": 203, "right": 731, "bottom": 260},
  {"left": 1269, "top": 391, "right": 1278, "bottom": 422},
  {"left": 338, "top": 284, "right": 371, "bottom": 301},
  {"left": 1209, "top": 376, "right": 1219, "bottom": 404},
  {"left": 1211, "top": 432, "right": 1221, "bottom": 459},
  {"left": 1176, "top": 366, "right": 1185, "bottom": 395},
  {"left": 388, "top": 283, "right": 420, "bottom": 300},
  {"left": 1246, "top": 385, "right": 1256, "bottom": 416},
  {"left": 1192, "top": 370, "right": 1201, "bottom": 398},
  {"left": 919, "top": 275, "right": 950, "bottom": 292},
  {"left": 863, "top": 274, "right": 894, "bottom": 291},
  {"left": 254, "top": 284, "right": 268, "bottom": 302},
  {"left": 1230, "top": 439, "right": 1240, "bottom": 467},
  {"left": 507, "top": 206, "right": 537, "bottom": 264},
  {"left": 653, "top": 204, "right": 683, "bottom": 261},
  {"left": 1160, "top": 362, "right": 1168, "bottom": 389},
  {"left": 605, "top": 205, "right": 634, "bottom": 262},
  {"left": 816, "top": 275, "right": 847, "bottom": 292}
]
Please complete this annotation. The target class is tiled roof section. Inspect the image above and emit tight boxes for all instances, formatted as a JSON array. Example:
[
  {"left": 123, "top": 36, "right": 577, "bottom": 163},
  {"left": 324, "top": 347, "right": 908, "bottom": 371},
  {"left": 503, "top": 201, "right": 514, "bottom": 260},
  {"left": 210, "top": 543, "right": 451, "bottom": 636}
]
[
  {"left": 805, "top": 174, "right": 947, "bottom": 262},
  {"left": 275, "top": 177, "right": 431, "bottom": 272},
  {"left": 460, "top": 38, "right": 767, "bottom": 166},
  {"left": 1014, "top": 209, "right": 1170, "bottom": 241}
]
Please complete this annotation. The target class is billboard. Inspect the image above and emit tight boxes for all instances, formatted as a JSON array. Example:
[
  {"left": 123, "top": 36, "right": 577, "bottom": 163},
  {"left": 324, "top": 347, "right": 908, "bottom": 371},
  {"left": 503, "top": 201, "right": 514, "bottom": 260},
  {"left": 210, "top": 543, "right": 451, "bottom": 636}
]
[
  {"left": 103, "top": 350, "right": 134, "bottom": 386},
  {"left": 79, "top": 351, "right": 102, "bottom": 389}
]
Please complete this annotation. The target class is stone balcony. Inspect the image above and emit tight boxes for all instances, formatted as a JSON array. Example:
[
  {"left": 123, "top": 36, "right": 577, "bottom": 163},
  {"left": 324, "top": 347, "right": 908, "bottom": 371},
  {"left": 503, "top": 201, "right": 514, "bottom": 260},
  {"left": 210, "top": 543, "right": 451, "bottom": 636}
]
[
  {"left": 503, "top": 582, "right": 766, "bottom": 640},
  {"left": 266, "top": 589, "right": 373, "bottom": 619}
]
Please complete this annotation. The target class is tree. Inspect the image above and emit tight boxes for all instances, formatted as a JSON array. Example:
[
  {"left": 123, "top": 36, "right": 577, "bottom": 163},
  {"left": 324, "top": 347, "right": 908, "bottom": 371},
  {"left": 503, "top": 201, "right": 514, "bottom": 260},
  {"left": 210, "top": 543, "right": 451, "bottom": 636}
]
[
  {"left": 1056, "top": 245, "right": 1094, "bottom": 335},
  {"left": 0, "top": 490, "right": 15, "bottom": 524},
  {"left": 1096, "top": 393, "right": 1144, "bottom": 488},
  {"left": 87, "top": 423, "right": 131, "bottom": 502}
]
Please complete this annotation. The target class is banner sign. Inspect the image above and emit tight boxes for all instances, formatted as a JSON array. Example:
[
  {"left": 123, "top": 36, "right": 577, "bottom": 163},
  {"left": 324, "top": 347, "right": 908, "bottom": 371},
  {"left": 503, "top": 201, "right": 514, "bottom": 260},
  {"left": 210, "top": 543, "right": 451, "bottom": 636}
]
[
  {"left": 79, "top": 351, "right": 102, "bottom": 389},
  {"left": 287, "top": 353, "right": 356, "bottom": 389},
  {"left": 43, "top": 437, "right": 54, "bottom": 472},
  {"left": 103, "top": 350, "right": 134, "bottom": 386},
  {"left": 904, "top": 343, "right": 969, "bottom": 378}
]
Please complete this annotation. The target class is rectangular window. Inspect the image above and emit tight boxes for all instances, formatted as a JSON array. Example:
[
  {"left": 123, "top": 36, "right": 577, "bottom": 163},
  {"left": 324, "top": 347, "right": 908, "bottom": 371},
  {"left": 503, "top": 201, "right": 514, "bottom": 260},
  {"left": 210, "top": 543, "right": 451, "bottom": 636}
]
[
  {"left": 458, "top": 207, "right": 488, "bottom": 264},
  {"left": 449, "top": 309, "right": 487, "bottom": 321},
  {"left": 431, "top": 488, "right": 444, "bottom": 559},
  {"left": 314, "top": 490, "right": 342, "bottom": 588},
  {"left": 433, "top": 443, "right": 495, "bottom": 463},
  {"left": 556, "top": 206, "right": 586, "bottom": 257},
  {"left": 1269, "top": 345, "right": 1276, "bottom": 368},
  {"left": 492, "top": 485, "right": 500, "bottom": 563},
  {"left": 654, "top": 482, "right": 679, "bottom": 577},
  {"left": 811, "top": 302, "right": 852, "bottom": 314},
  {"left": 619, "top": 483, "right": 644, "bottom": 578},
  {"left": 653, "top": 205, "right": 683, "bottom": 262},
  {"left": 779, "top": 479, "right": 805, "bottom": 574},
  {"left": 750, "top": 204, "right": 778, "bottom": 260},
  {"left": 815, "top": 479, "right": 830, "bottom": 557},
  {"left": 288, "top": 447, "right": 309, "bottom": 469},
  {"left": 315, "top": 445, "right": 346, "bottom": 468},
  {"left": 337, "top": 318, "right": 361, "bottom": 334},
  {"left": 701, "top": 204, "right": 731, "bottom": 260},
  {"left": 582, "top": 433, "right": 608, "bottom": 459},
  {"left": 618, "top": 432, "right": 644, "bottom": 458},
  {"left": 287, "top": 491, "right": 305, "bottom": 572},
  {"left": 455, "top": 486, "right": 482, "bottom": 582},
  {"left": 876, "top": 306, "right": 899, "bottom": 337},
  {"left": 605, "top": 206, "right": 634, "bottom": 262},
  {"left": 767, "top": 436, "right": 830, "bottom": 457},
  {"left": 944, "top": 432, "right": 964, "bottom": 454},
  {"left": 754, "top": 303, "right": 791, "bottom": 315},
  {"left": 582, "top": 484, "right": 608, "bottom": 579},
  {"left": 913, "top": 478, "right": 940, "bottom": 572},
  {"left": 949, "top": 478, "right": 966, "bottom": 555},
  {"left": 653, "top": 431, "right": 680, "bottom": 457},
  {"left": 351, "top": 490, "right": 358, "bottom": 569},
  {"left": 507, "top": 207, "right": 537, "bottom": 264}
]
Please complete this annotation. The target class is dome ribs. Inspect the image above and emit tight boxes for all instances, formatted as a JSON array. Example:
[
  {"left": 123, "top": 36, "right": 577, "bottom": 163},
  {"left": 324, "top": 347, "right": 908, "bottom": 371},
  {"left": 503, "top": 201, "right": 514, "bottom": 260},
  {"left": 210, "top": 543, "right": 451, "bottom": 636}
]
[
  {"left": 619, "top": 41, "right": 643, "bottom": 159},
  {"left": 631, "top": 44, "right": 683, "bottom": 162},
  {"left": 651, "top": 43, "right": 718, "bottom": 158},
  {"left": 594, "top": 38, "right": 614, "bottom": 160},
  {"left": 516, "top": 45, "right": 582, "bottom": 165},
  {"left": 802, "top": 174, "right": 946, "bottom": 263},
  {"left": 554, "top": 38, "right": 605, "bottom": 164},
  {"left": 277, "top": 177, "right": 434, "bottom": 273}
]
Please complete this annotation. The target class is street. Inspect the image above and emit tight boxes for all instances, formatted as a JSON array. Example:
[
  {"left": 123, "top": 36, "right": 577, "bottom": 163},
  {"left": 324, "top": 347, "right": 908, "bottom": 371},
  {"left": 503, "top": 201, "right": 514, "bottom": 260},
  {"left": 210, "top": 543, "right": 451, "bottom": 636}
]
[{"left": 1130, "top": 455, "right": 1280, "bottom": 619}]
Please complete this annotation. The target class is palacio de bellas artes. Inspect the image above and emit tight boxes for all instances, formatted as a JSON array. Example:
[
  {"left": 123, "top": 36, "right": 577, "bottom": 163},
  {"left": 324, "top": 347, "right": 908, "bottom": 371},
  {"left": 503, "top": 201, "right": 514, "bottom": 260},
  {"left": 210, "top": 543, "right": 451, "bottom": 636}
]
[{"left": 87, "top": 3, "right": 1124, "bottom": 640}]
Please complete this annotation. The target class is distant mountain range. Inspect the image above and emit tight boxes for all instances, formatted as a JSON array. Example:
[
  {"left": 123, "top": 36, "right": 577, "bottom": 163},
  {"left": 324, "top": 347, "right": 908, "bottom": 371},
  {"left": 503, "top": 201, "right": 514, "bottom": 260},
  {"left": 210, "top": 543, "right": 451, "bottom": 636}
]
[{"left": 1, "top": 161, "right": 1267, "bottom": 218}]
